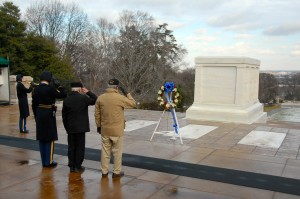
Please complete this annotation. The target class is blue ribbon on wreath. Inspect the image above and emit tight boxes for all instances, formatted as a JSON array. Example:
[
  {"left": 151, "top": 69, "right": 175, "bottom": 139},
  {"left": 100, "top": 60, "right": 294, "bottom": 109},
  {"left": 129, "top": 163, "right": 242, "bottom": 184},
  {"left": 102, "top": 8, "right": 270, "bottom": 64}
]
[{"left": 163, "top": 82, "right": 179, "bottom": 134}]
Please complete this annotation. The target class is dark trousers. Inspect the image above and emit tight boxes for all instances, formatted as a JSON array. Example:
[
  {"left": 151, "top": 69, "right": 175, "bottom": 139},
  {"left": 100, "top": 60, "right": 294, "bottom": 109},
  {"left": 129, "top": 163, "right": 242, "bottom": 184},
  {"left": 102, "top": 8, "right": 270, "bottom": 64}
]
[
  {"left": 67, "top": 133, "right": 86, "bottom": 169},
  {"left": 39, "top": 141, "right": 54, "bottom": 166},
  {"left": 19, "top": 116, "right": 27, "bottom": 132}
]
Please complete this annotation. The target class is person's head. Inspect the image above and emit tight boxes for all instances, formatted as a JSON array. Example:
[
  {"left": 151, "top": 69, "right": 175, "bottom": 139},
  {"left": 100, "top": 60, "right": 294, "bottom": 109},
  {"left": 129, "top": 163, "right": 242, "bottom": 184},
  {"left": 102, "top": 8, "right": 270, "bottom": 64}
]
[
  {"left": 16, "top": 74, "right": 23, "bottom": 82},
  {"left": 40, "top": 71, "right": 52, "bottom": 83},
  {"left": 70, "top": 82, "right": 83, "bottom": 93},
  {"left": 108, "top": 78, "right": 119, "bottom": 89}
]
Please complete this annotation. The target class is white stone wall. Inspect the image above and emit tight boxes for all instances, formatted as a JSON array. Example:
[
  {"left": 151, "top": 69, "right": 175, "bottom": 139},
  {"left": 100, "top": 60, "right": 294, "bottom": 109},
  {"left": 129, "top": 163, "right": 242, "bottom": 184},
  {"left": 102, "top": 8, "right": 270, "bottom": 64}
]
[{"left": 0, "top": 67, "right": 10, "bottom": 103}]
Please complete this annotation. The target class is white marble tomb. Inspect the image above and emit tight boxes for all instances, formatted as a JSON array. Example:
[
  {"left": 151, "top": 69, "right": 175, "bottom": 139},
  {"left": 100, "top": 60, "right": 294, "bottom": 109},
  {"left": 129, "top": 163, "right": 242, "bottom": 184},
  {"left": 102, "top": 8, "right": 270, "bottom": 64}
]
[{"left": 186, "top": 56, "right": 267, "bottom": 124}]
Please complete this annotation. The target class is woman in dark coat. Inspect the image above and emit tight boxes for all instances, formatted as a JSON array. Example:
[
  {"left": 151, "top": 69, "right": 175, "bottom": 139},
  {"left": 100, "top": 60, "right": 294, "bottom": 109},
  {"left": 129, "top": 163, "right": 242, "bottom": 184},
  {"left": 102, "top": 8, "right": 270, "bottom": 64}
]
[
  {"left": 32, "top": 71, "right": 66, "bottom": 167},
  {"left": 16, "top": 74, "right": 32, "bottom": 133}
]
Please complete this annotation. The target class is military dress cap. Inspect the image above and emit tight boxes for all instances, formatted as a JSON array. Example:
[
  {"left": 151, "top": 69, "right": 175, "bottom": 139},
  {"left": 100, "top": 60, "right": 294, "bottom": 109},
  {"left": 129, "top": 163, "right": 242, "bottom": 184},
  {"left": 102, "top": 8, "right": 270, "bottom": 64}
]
[
  {"left": 108, "top": 78, "right": 119, "bottom": 86},
  {"left": 16, "top": 74, "right": 23, "bottom": 82},
  {"left": 70, "top": 82, "right": 83, "bottom": 88},
  {"left": 40, "top": 71, "right": 52, "bottom": 82}
]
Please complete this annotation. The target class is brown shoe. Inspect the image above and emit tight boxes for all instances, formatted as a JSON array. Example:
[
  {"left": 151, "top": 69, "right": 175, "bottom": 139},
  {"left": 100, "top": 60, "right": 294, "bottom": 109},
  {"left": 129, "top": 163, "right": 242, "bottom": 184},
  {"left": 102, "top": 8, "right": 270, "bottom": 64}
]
[
  {"left": 112, "top": 171, "right": 124, "bottom": 178},
  {"left": 102, "top": 173, "right": 108, "bottom": 177}
]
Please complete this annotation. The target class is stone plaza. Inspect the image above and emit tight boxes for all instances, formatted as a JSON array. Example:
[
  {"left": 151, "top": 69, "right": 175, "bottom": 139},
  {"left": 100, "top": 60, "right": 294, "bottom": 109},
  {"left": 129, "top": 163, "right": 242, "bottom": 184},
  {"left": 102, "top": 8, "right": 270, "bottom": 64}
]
[
  {"left": 0, "top": 103, "right": 300, "bottom": 198},
  {"left": 1, "top": 56, "right": 300, "bottom": 198}
]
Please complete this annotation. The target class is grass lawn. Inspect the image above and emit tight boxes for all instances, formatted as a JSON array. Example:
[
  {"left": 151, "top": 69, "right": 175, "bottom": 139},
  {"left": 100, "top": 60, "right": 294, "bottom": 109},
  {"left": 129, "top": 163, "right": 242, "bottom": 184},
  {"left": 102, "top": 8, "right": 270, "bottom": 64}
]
[{"left": 264, "top": 104, "right": 281, "bottom": 112}]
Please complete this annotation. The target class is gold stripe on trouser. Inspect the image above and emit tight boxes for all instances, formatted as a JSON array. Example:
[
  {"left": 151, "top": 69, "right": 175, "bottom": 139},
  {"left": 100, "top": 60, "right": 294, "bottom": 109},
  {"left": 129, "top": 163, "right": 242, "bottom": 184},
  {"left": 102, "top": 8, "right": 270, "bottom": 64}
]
[
  {"left": 101, "top": 135, "right": 123, "bottom": 174},
  {"left": 50, "top": 141, "right": 54, "bottom": 163}
]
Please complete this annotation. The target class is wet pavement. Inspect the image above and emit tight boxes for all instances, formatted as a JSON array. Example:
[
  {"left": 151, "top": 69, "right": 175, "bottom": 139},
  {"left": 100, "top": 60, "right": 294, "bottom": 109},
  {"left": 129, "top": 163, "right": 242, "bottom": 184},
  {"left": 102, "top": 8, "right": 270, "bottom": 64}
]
[
  {"left": 269, "top": 107, "right": 300, "bottom": 123},
  {"left": 0, "top": 104, "right": 300, "bottom": 199}
]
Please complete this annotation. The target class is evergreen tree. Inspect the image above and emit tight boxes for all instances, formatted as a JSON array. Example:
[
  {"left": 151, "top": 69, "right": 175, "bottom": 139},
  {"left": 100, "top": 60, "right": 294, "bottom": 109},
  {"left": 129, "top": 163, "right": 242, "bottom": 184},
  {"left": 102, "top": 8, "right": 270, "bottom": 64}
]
[
  {"left": 24, "top": 33, "right": 75, "bottom": 81},
  {"left": 0, "top": 1, "right": 28, "bottom": 74}
]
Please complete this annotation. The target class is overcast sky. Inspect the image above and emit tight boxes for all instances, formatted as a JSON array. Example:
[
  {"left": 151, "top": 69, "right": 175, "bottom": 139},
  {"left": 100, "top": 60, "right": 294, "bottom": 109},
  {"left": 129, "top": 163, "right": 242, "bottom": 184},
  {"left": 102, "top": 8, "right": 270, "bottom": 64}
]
[{"left": 9, "top": 0, "right": 300, "bottom": 71}]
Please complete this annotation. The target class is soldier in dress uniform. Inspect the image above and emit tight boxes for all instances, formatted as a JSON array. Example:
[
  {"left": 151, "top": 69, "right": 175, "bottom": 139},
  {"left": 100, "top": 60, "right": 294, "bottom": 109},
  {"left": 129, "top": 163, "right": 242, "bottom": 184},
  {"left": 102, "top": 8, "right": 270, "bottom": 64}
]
[
  {"left": 32, "top": 71, "right": 67, "bottom": 167},
  {"left": 16, "top": 74, "right": 33, "bottom": 133},
  {"left": 62, "top": 82, "right": 97, "bottom": 173}
]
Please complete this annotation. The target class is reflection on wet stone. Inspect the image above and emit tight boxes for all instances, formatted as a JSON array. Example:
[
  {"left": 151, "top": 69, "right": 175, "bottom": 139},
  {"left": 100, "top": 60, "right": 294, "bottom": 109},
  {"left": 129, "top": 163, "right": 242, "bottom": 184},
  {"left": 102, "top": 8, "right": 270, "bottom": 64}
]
[
  {"left": 68, "top": 173, "right": 85, "bottom": 198},
  {"left": 17, "top": 160, "right": 29, "bottom": 165},
  {"left": 39, "top": 172, "right": 57, "bottom": 199},
  {"left": 269, "top": 108, "right": 300, "bottom": 123},
  {"left": 17, "top": 159, "right": 39, "bottom": 166}
]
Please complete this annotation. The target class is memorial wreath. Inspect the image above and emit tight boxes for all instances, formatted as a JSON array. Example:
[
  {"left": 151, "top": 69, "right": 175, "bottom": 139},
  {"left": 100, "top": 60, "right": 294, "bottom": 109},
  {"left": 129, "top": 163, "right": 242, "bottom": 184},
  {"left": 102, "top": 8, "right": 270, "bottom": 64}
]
[{"left": 157, "top": 82, "right": 181, "bottom": 110}]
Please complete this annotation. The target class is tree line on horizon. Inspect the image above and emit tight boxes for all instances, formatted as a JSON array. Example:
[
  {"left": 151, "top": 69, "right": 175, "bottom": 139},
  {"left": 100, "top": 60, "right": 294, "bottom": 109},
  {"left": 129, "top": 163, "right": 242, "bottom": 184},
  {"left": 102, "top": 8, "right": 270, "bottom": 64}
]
[{"left": 259, "top": 72, "right": 300, "bottom": 103}]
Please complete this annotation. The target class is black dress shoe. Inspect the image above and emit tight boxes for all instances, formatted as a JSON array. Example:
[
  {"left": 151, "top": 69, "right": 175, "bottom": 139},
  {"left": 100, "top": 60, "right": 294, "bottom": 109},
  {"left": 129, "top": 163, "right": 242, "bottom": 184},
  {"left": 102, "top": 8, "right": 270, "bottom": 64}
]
[
  {"left": 20, "top": 130, "right": 29, "bottom": 133},
  {"left": 74, "top": 166, "right": 85, "bottom": 173},
  {"left": 112, "top": 171, "right": 124, "bottom": 178},
  {"left": 102, "top": 173, "right": 108, "bottom": 177},
  {"left": 44, "top": 162, "right": 57, "bottom": 168},
  {"left": 70, "top": 167, "right": 75, "bottom": 172}
]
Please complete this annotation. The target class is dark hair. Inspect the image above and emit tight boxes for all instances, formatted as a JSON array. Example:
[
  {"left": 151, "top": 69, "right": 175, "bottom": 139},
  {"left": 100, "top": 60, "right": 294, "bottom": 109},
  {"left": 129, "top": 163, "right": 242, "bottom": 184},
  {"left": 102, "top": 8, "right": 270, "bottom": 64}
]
[{"left": 16, "top": 74, "right": 23, "bottom": 82}]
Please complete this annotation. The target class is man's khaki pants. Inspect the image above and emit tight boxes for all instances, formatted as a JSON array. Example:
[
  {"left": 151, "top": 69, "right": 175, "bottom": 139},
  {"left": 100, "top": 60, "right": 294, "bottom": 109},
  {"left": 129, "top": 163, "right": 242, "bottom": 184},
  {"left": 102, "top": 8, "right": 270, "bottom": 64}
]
[{"left": 101, "top": 135, "right": 123, "bottom": 174}]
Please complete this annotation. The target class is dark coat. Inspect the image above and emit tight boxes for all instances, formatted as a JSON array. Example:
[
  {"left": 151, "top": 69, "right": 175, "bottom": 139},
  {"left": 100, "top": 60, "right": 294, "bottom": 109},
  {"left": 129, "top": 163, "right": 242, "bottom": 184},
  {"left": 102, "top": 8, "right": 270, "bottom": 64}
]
[
  {"left": 62, "top": 91, "right": 97, "bottom": 134},
  {"left": 16, "top": 82, "right": 32, "bottom": 118},
  {"left": 32, "top": 83, "right": 67, "bottom": 141}
]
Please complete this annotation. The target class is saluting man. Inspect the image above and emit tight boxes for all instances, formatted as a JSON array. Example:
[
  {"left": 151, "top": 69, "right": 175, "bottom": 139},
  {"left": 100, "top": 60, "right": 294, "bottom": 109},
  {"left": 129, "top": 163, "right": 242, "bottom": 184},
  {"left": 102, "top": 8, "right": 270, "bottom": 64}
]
[
  {"left": 62, "top": 82, "right": 97, "bottom": 173},
  {"left": 32, "top": 71, "right": 67, "bottom": 168},
  {"left": 95, "top": 78, "right": 136, "bottom": 178}
]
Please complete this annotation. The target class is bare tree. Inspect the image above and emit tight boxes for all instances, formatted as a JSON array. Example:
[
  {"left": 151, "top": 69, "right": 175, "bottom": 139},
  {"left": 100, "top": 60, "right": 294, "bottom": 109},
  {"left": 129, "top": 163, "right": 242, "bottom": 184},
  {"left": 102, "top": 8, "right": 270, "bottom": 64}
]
[
  {"left": 24, "top": 0, "right": 90, "bottom": 76},
  {"left": 112, "top": 26, "right": 157, "bottom": 99},
  {"left": 283, "top": 72, "right": 300, "bottom": 101},
  {"left": 25, "top": 5, "right": 188, "bottom": 104},
  {"left": 24, "top": 3, "right": 46, "bottom": 36},
  {"left": 25, "top": 0, "right": 66, "bottom": 41},
  {"left": 111, "top": 11, "right": 187, "bottom": 102},
  {"left": 60, "top": 3, "right": 89, "bottom": 64},
  {"left": 175, "top": 67, "right": 195, "bottom": 107},
  {"left": 259, "top": 73, "right": 278, "bottom": 103},
  {"left": 78, "top": 18, "right": 117, "bottom": 93},
  {"left": 117, "top": 10, "right": 154, "bottom": 35}
]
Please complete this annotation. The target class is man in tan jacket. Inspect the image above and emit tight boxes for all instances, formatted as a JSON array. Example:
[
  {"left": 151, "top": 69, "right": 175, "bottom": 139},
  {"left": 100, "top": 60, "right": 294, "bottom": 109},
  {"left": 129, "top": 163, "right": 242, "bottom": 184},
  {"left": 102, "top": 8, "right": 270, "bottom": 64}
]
[{"left": 95, "top": 78, "right": 136, "bottom": 178}]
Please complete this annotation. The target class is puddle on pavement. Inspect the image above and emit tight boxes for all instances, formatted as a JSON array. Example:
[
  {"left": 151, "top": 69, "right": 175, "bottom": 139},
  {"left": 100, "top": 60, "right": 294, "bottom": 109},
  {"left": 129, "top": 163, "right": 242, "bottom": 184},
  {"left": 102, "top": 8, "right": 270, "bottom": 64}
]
[
  {"left": 269, "top": 108, "right": 300, "bottom": 123},
  {"left": 165, "top": 186, "right": 179, "bottom": 195},
  {"left": 17, "top": 159, "right": 39, "bottom": 166}
]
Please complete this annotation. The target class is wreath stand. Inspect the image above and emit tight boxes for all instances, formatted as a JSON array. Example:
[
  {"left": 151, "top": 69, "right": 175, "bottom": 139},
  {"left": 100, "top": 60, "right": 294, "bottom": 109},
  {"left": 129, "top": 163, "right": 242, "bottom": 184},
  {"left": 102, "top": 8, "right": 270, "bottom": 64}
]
[{"left": 150, "top": 109, "right": 183, "bottom": 145}]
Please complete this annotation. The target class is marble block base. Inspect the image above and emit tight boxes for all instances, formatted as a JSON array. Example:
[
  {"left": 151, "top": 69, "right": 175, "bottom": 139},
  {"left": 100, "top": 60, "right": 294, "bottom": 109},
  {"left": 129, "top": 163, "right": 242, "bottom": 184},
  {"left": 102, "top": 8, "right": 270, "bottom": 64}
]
[{"left": 186, "top": 102, "right": 267, "bottom": 124}]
